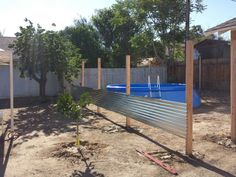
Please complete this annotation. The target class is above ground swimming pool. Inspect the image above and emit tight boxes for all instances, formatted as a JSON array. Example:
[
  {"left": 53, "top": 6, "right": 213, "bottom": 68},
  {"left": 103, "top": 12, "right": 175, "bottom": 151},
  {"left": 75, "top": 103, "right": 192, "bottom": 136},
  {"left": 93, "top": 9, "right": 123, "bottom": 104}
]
[{"left": 106, "top": 83, "right": 201, "bottom": 108}]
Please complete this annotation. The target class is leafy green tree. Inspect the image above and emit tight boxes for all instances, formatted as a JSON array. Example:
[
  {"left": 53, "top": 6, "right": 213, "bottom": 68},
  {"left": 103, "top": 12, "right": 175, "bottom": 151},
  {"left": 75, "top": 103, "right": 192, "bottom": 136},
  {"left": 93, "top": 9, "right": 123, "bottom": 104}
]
[
  {"left": 118, "top": 0, "right": 205, "bottom": 60},
  {"left": 10, "top": 19, "right": 82, "bottom": 98},
  {"left": 61, "top": 18, "right": 105, "bottom": 67},
  {"left": 56, "top": 92, "right": 93, "bottom": 147},
  {"left": 43, "top": 30, "right": 81, "bottom": 89},
  {"left": 190, "top": 25, "right": 204, "bottom": 42},
  {"left": 91, "top": 0, "right": 205, "bottom": 64},
  {"left": 93, "top": 1, "right": 142, "bottom": 67}
]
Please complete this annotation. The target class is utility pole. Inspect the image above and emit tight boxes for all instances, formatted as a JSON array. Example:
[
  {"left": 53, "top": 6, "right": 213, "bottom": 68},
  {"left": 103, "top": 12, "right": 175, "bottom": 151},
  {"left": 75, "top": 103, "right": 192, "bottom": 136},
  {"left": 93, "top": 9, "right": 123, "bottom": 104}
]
[{"left": 185, "top": 0, "right": 191, "bottom": 46}]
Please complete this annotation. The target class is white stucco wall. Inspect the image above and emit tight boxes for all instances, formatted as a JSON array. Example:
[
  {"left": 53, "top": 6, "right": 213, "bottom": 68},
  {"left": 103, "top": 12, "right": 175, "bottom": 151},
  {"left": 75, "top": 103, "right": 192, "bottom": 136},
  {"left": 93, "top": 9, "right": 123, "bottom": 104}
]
[{"left": 0, "top": 65, "right": 59, "bottom": 99}]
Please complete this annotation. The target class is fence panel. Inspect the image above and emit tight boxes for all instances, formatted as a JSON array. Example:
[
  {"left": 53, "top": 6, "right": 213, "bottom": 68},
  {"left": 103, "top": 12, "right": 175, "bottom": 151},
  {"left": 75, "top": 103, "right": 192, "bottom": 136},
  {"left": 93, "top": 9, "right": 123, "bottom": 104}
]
[
  {"left": 71, "top": 86, "right": 186, "bottom": 138},
  {"left": 167, "top": 59, "right": 230, "bottom": 91},
  {"left": 73, "top": 67, "right": 167, "bottom": 89}
]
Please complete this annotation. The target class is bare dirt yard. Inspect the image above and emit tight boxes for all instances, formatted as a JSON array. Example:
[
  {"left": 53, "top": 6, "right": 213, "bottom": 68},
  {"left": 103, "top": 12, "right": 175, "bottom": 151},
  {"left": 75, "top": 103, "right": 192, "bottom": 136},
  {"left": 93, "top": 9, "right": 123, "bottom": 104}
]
[{"left": 1, "top": 92, "right": 236, "bottom": 177}]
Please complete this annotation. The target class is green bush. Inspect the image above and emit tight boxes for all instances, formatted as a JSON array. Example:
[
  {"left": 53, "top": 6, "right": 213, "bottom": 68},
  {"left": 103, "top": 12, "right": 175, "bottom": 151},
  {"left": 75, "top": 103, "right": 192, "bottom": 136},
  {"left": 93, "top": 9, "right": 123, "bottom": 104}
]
[
  {"left": 79, "top": 92, "right": 93, "bottom": 108},
  {"left": 56, "top": 91, "right": 93, "bottom": 147},
  {"left": 56, "top": 92, "right": 74, "bottom": 117},
  {"left": 70, "top": 102, "right": 81, "bottom": 119},
  {"left": 56, "top": 91, "right": 93, "bottom": 119}
]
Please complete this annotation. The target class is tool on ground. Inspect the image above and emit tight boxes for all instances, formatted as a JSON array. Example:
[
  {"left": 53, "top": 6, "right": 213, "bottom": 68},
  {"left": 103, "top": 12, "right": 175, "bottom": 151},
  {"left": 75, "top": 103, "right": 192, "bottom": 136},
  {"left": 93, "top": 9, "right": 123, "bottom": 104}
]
[{"left": 136, "top": 149, "right": 178, "bottom": 175}]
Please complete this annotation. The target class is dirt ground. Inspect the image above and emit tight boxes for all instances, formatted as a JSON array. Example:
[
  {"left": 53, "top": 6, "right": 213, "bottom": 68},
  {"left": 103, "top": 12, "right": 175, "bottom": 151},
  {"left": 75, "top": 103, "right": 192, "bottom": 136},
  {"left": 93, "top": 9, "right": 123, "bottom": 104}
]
[{"left": 1, "top": 92, "right": 236, "bottom": 177}]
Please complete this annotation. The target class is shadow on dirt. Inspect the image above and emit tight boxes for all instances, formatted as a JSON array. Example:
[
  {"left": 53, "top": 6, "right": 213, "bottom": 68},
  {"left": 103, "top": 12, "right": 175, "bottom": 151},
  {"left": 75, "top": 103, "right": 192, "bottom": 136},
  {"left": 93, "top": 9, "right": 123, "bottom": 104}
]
[
  {"left": 70, "top": 149, "right": 104, "bottom": 177},
  {"left": 12, "top": 101, "right": 101, "bottom": 148},
  {"left": 0, "top": 97, "right": 56, "bottom": 109},
  {"left": 90, "top": 109, "right": 235, "bottom": 177},
  {"left": 194, "top": 91, "right": 230, "bottom": 115},
  {"left": 0, "top": 123, "right": 13, "bottom": 177}
]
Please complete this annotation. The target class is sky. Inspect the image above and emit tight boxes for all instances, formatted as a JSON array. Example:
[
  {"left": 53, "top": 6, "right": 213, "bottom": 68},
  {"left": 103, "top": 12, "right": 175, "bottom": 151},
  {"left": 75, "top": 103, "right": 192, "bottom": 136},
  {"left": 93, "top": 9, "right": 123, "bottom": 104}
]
[{"left": 0, "top": 0, "right": 236, "bottom": 37}]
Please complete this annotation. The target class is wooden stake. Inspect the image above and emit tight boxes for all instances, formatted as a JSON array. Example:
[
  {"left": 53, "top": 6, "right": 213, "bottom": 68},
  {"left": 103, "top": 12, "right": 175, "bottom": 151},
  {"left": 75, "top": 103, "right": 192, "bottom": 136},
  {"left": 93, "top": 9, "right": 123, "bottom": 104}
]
[
  {"left": 126, "top": 55, "right": 131, "bottom": 127},
  {"left": 81, "top": 60, "right": 85, "bottom": 87},
  {"left": 10, "top": 53, "right": 14, "bottom": 131},
  {"left": 185, "top": 40, "right": 193, "bottom": 155},
  {"left": 97, "top": 58, "right": 101, "bottom": 113},
  {"left": 231, "top": 30, "right": 236, "bottom": 143}
]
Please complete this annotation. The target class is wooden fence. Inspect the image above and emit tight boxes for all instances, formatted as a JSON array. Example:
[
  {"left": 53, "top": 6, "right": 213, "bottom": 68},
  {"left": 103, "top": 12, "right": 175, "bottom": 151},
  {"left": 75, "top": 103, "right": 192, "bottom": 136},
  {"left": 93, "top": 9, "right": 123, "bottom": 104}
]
[
  {"left": 70, "top": 66, "right": 167, "bottom": 89},
  {"left": 167, "top": 58, "right": 230, "bottom": 91}
]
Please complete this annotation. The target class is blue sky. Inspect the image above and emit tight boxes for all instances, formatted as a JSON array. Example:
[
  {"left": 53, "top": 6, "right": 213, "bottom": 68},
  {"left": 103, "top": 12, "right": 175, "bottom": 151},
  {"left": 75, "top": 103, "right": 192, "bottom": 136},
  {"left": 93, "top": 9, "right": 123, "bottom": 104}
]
[
  {"left": 192, "top": 0, "right": 236, "bottom": 30},
  {"left": 0, "top": 0, "right": 236, "bottom": 37}
]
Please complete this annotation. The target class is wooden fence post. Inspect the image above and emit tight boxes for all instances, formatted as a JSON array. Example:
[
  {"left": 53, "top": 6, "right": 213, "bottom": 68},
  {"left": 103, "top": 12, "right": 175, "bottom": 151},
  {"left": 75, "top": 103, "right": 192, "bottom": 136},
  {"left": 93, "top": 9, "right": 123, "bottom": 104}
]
[
  {"left": 97, "top": 58, "right": 101, "bottom": 113},
  {"left": 126, "top": 55, "right": 131, "bottom": 127},
  {"left": 185, "top": 41, "right": 193, "bottom": 155},
  {"left": 81, "top": 60, "right": 85, "bottom": 87},
  {"left": 231, "top": 30, "right": 236, "bottom": 143}
]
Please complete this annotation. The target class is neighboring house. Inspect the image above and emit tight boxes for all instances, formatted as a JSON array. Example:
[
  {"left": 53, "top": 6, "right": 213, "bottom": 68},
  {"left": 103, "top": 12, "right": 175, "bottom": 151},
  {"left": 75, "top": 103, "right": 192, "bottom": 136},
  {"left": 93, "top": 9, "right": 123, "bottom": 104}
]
[
  {"left": 137, "top": 58, "right": 165, "bottom": 67},
  {"left": 0, "top": 37, "right": 16, "bottom": 51},
  {"left": 0, "top": 36, "right": 18, "bottom": 63},
  {"left": 194, "top": 39, "right": 230, "bottom": 59}
]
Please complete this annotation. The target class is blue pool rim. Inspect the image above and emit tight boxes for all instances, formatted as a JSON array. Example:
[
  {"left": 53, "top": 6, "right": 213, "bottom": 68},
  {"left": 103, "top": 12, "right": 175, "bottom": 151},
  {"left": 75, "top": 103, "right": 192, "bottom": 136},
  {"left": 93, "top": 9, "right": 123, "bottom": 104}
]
[{"left": 106, "top": 83, "right": 201, "bottom": 108}]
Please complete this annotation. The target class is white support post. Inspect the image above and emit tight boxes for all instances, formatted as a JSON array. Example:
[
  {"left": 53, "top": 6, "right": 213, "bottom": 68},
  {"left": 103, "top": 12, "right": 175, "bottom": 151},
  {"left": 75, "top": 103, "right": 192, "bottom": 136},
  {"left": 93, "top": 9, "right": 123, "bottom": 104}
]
[
  {"left": 81, "top": 60, "right": 85, "bottom": 87},
  {"left": 97, "top": 58, "right": 101, "bottom": 113},
  {"left": 10, "top": 53, "right": 14, "bottom": 132}
]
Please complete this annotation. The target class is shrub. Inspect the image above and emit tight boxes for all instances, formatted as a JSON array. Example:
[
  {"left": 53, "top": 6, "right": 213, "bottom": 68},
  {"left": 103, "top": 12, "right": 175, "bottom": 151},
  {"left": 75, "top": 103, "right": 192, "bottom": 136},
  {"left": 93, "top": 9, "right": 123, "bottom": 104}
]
[
  {"left": 56, "top": 91, "right": 93, "bottom": 147},
  {"left": 56, "top": 91, "right": 93, "bottom": 119},
  {"left": 79, "top": 92, "right": 93, "bottom": 108},
  {"left": 56, "top": 92, "right": 74, "bottom": 117}
]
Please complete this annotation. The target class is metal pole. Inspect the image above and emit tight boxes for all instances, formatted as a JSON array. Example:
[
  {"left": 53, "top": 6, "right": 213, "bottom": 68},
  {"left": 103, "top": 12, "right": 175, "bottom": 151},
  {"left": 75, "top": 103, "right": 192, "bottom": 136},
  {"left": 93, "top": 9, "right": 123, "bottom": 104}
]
[
  {"left": 185, "top": 0, "right": 191, "bottom": 62},
  {"left": 10, "top": 53, "right": 14, "bottom": 132},
  {"left": 81, "top": 60, "right": 85, "bottom": 87},
  {"left": 186, "top": 0, "right": 190, "bottom": 41},
  {"left": 97, "top": 58, "right": 101, "bottom": 113}
]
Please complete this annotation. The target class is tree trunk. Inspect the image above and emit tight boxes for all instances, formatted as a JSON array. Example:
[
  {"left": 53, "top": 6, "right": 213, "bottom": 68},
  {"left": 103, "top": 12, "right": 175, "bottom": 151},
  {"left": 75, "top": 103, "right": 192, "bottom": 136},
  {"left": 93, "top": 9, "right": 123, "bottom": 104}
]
[
  {"left": 58, "top": 75, "right": 65, "bottom": 93},
  {"left": 39, "top": 79, "right": 47, "bottom": 100}
]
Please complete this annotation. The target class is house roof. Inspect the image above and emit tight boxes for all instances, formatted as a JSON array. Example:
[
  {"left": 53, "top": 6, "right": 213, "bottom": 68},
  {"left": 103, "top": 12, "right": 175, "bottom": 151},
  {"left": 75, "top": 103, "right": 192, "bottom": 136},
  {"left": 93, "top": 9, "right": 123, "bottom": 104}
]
[
  {"left": 195, "top": 39, "right": 230, "bottom": 48},
  {"left": 205, "top": 17, "right": 236, "bottom": 36},
  {"left": 0, "top": 49, "right": 11, "bottom": 65},
  {"left": 0, "top": 37, "right": 17, "bottom": 64},
  {"left": 0, "top": 37, "right": 16, "bottom": 51}
]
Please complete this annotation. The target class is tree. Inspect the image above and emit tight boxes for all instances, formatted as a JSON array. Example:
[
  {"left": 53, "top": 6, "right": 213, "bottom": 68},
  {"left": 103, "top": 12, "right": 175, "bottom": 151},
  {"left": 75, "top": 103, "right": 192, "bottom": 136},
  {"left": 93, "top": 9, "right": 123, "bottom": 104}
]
[
  {"left": 122, "top": 0, "right": 205, "bottom": 60},
  {"left": 61, "top": 18, "right": 104, "bottom": 67},
  {"left": 56, "top": 91, "right": 93, "bottom": 147},
  {"left": 190, "top": 25, "right": 204, "bottom": 42},
  {"left": 92, "top": 2, "right": 141, "bottom": 67},
  {"left": 91, "top": 0, "right": 205, "bottom": 64},
  {"left": 43, "top": 30, "right": 81, "bottom": 89},
  {"left": 10, "top": 19, "right": 82, "bottom": 98}
]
